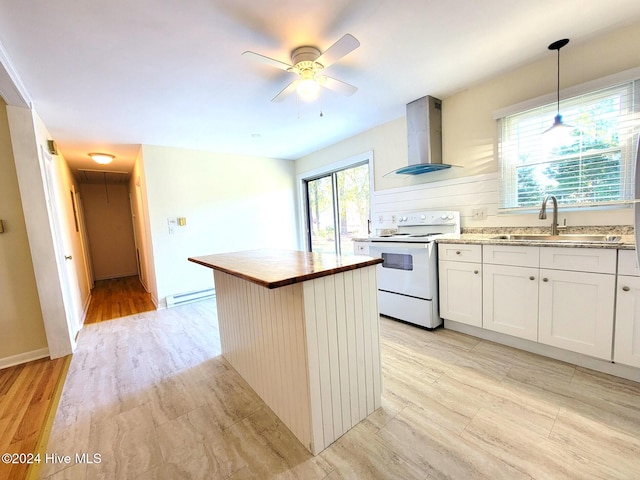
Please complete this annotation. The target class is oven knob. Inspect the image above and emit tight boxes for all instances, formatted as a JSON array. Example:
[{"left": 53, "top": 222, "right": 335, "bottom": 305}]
[
  {"left": 441, "top": 214, "right": 448, "bottom": 220},
  {"left": 447, "top": 214, "right": 454, "bottom": 220},
  {"left": 420, "top": 215, "right": 426, "bottom": 220}
]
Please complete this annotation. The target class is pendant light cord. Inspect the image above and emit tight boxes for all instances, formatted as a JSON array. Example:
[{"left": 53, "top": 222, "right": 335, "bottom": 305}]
[
  {"left": 556, "top": 48, "right": 560, "bottom": 115},
  {"left": 548, "top": 38, "right": 569, "bottom": 116}
]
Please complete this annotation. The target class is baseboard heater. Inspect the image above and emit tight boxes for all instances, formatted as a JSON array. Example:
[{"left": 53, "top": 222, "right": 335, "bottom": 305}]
[{"left": 166, "top": 288, "right": 215, "bottom": 307}]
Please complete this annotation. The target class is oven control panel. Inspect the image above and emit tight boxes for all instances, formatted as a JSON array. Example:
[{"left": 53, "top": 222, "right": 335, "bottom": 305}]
[
  {"left": 396, "top": 211, "right": 458, "bottom": 226},
  {"left": 377, "top": 210, "right": 459, "bottom": 226}
]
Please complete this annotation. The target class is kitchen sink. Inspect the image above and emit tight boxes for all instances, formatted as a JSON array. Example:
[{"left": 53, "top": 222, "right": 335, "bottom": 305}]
[{"left": 490, "top": 233, "right": 622, "bottom": 243}]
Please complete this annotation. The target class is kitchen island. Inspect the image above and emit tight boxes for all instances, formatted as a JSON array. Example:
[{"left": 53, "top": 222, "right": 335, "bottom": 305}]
[{"left": 188, "top": 249, "right": 383, "bottom": 455}]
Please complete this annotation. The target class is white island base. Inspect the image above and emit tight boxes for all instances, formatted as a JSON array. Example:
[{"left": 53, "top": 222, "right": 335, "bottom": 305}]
[{"left": 213, "top": 264, "right": 381, "bottom": 455}]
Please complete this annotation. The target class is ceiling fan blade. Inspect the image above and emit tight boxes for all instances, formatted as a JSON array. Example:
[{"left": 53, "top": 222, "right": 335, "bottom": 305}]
[
  {"left": 271, "top": 79, "right": 299, "bottom": 102},
  {"left": 317, "top": 76, "right": 357, "bottom": 96},
  {"left": 242, "top": 51, "right": 292, "bottom": 71},
  {"left": 316, "top": 34, "right": 360, "bottom": 69}
]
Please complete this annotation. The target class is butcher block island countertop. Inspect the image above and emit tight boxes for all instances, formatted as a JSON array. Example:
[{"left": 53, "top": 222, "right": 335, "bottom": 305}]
[
  {"left": 189, "top": 249, "right": 383, "bottom": 455},
  {"left": 188, "top": 248, "right": 382, "bottom": 288}
]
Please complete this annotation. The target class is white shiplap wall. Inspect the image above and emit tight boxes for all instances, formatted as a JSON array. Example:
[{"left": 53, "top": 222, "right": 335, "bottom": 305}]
[
  {"left": 373, "top": 171, "right": 634, "bottom": 228},
  {"left": 213, "top": 266, "right": 381, "bottom": 455},
  {"left": 373, "top": 173, "right": 499, "bottom": 228}
]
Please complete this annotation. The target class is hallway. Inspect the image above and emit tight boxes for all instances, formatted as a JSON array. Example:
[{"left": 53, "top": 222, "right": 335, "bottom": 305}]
[{"left": 84, "top": 276, "right": 155, "bottom": 325}]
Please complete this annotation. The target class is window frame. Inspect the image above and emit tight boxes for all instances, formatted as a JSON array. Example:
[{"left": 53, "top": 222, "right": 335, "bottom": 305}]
[{"left": 494, "top": 67, "right": 640, "bottom": 213}]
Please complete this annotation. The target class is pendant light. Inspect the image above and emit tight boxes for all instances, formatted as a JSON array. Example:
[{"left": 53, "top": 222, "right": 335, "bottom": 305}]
[{"left": 544, "top": 38, "right": 573, "bottom": 135}]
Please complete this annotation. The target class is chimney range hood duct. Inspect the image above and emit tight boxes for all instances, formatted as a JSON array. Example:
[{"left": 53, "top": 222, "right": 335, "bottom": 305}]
[{"left": 385, "top": 95, "right": 456, "bottom": 176}]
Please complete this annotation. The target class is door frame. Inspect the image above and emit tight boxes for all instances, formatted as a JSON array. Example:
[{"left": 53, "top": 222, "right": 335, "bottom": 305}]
[{"left": 296, "top": 151, "right": 374, "bottom": 252}]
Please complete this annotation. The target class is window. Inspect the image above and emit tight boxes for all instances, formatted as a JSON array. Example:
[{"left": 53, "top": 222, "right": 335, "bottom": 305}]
[
  {"left": 304, "top": 161, "right": 370, "bottom": 254},
  {"left": 498, "top": 78, "right": 639, "bottom": 211}
]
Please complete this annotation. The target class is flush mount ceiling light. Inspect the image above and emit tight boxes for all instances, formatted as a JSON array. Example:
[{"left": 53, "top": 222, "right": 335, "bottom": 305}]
[
  {"left": 88, "top": 153, "right": 115, "bottom": 165},
  {"left": 544, "top": 38, "right": 574, "bottom": 135}
]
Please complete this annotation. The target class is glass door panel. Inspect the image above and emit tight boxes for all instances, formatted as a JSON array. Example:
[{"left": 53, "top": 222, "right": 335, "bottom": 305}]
[
  {"left": 307, "top": 175, "right": 337, "bottom": 254},
  {"left": 336, "top": 163, "right": 370, "bottom": 251}
]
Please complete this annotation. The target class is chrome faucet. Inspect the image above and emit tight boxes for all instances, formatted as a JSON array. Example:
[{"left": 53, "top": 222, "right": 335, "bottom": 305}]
[{"left": 538, "top": 195, "right": 559, "bottom": 235}]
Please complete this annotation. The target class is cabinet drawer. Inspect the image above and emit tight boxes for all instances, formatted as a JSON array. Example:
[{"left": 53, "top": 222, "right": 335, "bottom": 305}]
[
  {"left": 353, "top": 242, "right": 370, "bottom": 255},
  {"left": 540, "top": 247, "right": 616, "bottom": 274},
  {"left": 483, "top": 245, "right": 539, "bottom": 267},
  {"left": 438, "top": 243, "right": 481, "bottom": 263},
  {"left": 618, "top": 249, "right": 640, "bottom": 276}
]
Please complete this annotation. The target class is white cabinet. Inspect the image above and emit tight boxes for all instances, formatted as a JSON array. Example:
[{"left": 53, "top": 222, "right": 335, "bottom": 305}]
[
  {"left": 615, "top": 250, "right": 640, "bottom": 368},
  {"left": 538, "top": 269, "right": 616, "bottom": 360},
  {"left": 353, "top": 241, "right": 370, "bottom": 255},
  {"left": 536, "top": 247, "right": 616, "bottom": 360},
  {"left": 483, "top": 245, "right": 539, "bottom": 341},
  {"left": 483, "top": 264, "right": 539, "bottom": 341},
  {"left": 438, "top": 244, "right": 482, "bottom": 327}
]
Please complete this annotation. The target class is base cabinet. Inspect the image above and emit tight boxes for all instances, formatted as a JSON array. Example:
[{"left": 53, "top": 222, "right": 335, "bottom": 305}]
[
  {"left": 614, "top": 275, "right": 640, "bottom": 368},
  {"left": 538, "top": 269, "right": 615, "bottom": 360},
  {"left": 483, "top": 264, "right": 538, "bottom": 341},
  {"left": 439, "top": 260, "right": 482, "bottom": 327}
]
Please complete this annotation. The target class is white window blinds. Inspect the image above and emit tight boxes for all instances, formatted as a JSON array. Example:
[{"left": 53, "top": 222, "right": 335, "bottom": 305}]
[{"left": 498, "top": 79, "right": 640, "bottom": 211}]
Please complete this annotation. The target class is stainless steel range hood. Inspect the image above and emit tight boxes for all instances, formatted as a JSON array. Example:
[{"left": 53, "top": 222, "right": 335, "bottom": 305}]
[{"left": 385, "top": 95, "right": 456, "bottom": 176}]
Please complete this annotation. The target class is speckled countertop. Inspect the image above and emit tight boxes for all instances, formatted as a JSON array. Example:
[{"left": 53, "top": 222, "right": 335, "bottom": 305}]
[{"left": 435, "top": 225, "right": 635, "bottom": 250}]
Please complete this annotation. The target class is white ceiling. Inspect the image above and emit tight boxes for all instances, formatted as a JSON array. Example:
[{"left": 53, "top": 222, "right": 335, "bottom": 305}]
[{"left": 1, "top": 0, "right": 640, "bottom": 176}]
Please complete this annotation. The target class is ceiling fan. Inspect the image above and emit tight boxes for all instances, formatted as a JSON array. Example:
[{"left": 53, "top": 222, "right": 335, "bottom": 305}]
[{"left": 242, "top": 34, "right": 360, "bottom": 103}]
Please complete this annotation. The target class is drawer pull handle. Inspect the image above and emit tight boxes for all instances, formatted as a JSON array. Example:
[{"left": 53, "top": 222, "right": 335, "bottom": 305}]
[
  {"left": 542, "top": 278, "right": 549, "bottom": 282},
  {"left": 455, "top": 251, "right": 461, "bottom": 255},
  {"left": 529, "top": 276, "right": 535, "bottom": 281},
  {"left": 622, "top": 286, "right": 631, "bottom": 292},
  {"left": 474, "top": 270, "right": 479, "bottom": 274}
]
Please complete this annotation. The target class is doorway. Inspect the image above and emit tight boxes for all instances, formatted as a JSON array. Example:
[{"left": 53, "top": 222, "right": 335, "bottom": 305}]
[
  {"left": 78, "top": 172, "right": 153, "bottom": 323},
  {"left": 304, "top": 161, "right": 370, "bottom": 254}
]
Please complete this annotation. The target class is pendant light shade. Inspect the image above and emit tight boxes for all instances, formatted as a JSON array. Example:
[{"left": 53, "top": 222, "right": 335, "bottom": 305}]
[{"left": 544, "top": 38, "right": 573, "bottom": 136}]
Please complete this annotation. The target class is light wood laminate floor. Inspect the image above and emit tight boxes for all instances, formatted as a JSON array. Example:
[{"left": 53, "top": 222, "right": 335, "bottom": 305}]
[
  {"left": 41, "top": 299, "right": 640, "bottom": 479},
  {"left": 0, "top": 357, "right": 67, "bottom": 480},
  {"left": 84, "top": 275, "right": 155, "bottom": 325}
]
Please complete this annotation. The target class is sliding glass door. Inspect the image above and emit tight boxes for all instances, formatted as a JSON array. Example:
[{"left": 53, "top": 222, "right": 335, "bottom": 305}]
[{"left": 305, "top": 162, "right": 370, "bottom": 254}]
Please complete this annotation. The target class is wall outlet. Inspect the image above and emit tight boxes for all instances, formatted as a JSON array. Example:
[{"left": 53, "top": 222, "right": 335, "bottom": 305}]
[{"left": 471, "top": 208, "right": 487, "bottom": 221}]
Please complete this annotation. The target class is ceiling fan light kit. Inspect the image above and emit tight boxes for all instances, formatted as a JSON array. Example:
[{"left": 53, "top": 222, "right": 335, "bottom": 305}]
[{"left": 243, "top": 34, "right": 360, "bottom": 104}]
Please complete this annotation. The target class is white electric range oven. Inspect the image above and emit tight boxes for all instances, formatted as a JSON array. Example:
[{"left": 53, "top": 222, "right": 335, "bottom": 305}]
[{"left": 366, "top": 210, "right": 460, "bottom": 329}]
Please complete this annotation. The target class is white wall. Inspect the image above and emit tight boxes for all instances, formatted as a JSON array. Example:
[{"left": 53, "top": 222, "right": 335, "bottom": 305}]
[
  {"left": 0, "top": 100, "right": 48, "bottom": 366},
  {"left": 296, "top": 22, "right": 640, "bottom": 228},
  {"left": 141, "top": 145, "right": 298, "bottom": 306},
  {"left": 80, "top": 183, "right": 138, "bottom": 280}
]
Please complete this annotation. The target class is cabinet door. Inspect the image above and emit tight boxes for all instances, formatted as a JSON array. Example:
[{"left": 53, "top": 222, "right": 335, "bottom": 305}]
[
  {"left": 538, "top": 269, "right": 615, "bottom": 360},
  {"left": 483, "top": 264, "right": 539, "bottom": 341},
  {"left": 614, "top": 275, "right": 640, "bottom": 368},
  {"left": 438, "top": 260, "right": 482, "bottom": 326}
]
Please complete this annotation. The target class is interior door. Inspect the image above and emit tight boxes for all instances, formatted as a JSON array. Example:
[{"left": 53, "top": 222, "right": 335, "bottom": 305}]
[{"left": 41, "top": 147, "right": 81, "bottom": 340}]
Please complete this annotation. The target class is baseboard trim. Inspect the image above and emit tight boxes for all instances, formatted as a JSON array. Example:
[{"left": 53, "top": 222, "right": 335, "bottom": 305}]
[
  {"left": 93, "top": 272, "right": 139, "bottom": 281},
  {"left": 0, "top": 347, "right": 50, "bottom": 369},
  {"left": 445, "top": 320, "right": 640, "bottom": 383}
]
